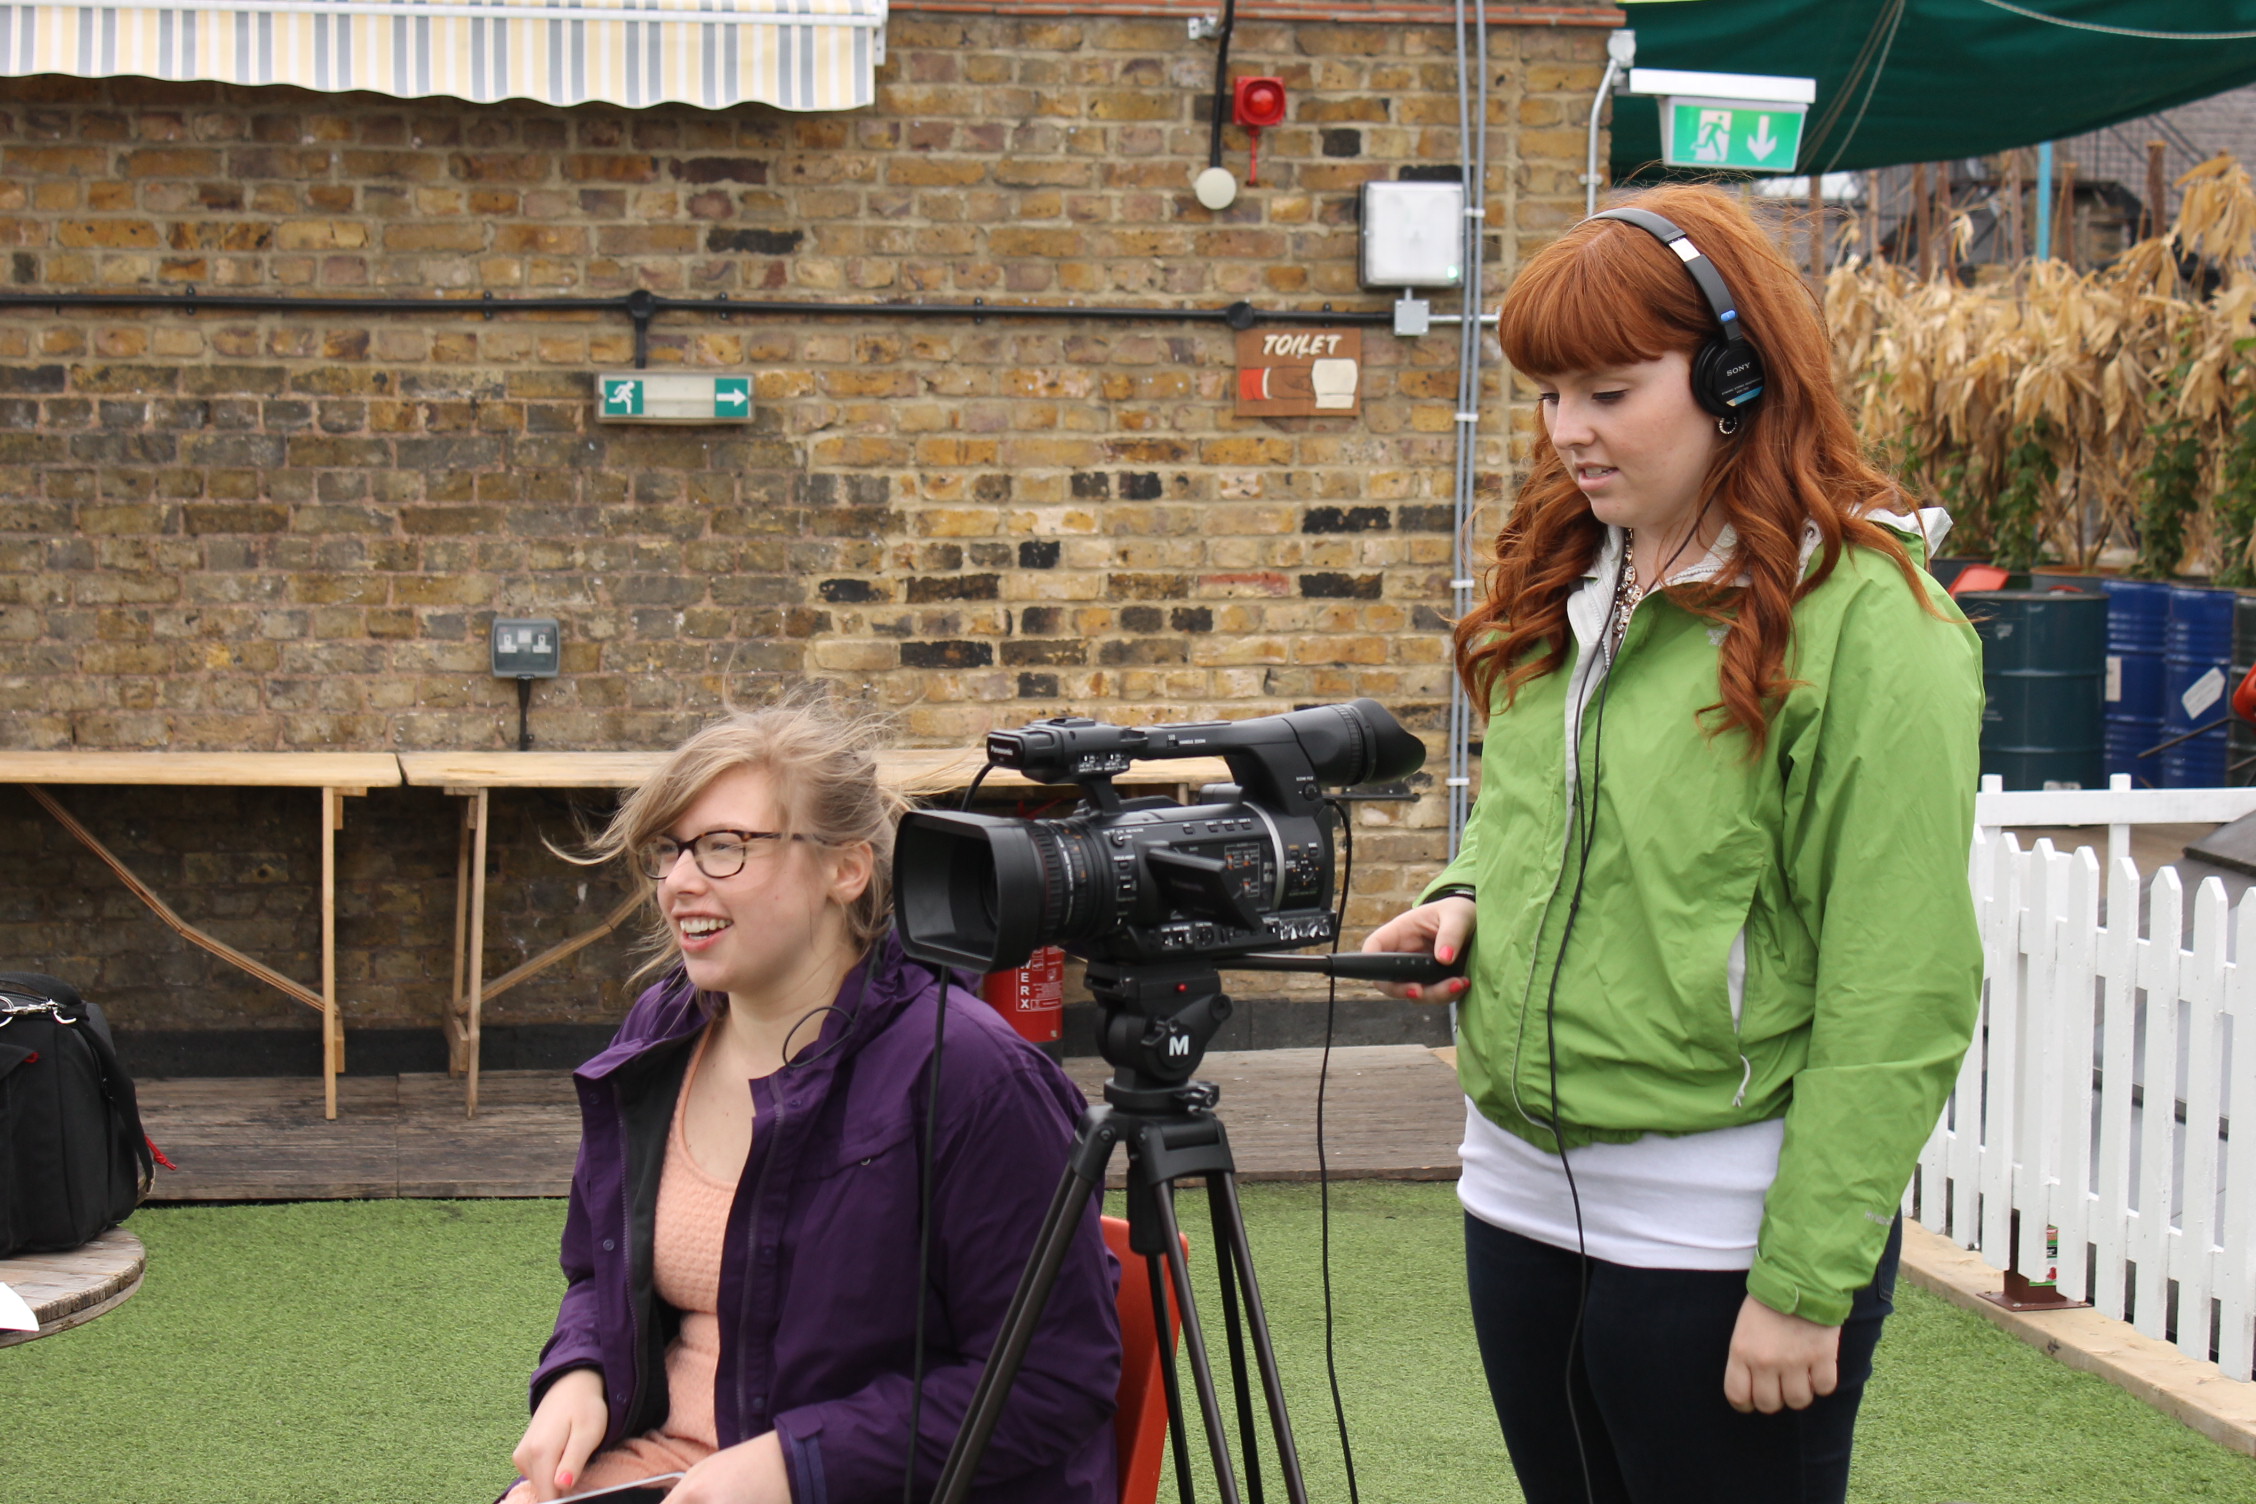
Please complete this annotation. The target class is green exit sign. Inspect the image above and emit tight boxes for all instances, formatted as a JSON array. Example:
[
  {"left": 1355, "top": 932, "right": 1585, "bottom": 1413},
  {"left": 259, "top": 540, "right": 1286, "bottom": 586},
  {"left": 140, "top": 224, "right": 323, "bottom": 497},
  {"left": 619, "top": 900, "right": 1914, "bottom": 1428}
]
[
  {"left": 1663, "top": 98, "right": 1806, "bottom": 173},
  {"left": 594, "top": 372, "right": 753, "bottom": 424}
]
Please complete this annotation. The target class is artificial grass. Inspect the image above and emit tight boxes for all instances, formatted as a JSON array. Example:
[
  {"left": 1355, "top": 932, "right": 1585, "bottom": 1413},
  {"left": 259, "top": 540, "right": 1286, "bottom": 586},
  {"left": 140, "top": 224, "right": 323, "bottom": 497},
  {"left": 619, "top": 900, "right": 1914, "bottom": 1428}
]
[
  {"left": 0, "top": 1185, "right": 2250, "bottom": 1503},
  {"left": 1145, "top": 1182, "right": 2256, "bottom": 1503}
]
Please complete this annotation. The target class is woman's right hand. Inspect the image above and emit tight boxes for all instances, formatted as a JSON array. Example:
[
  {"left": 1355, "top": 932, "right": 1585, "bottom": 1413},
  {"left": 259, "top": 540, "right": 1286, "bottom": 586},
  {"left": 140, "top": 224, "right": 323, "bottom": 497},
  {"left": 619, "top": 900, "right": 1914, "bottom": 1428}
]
[
  {"left": 1360, "top": 896, "right": 1476, "bottom": 1001},
  {"left": 511, "top": 1366, "right": 608, "bottom": 1501}
]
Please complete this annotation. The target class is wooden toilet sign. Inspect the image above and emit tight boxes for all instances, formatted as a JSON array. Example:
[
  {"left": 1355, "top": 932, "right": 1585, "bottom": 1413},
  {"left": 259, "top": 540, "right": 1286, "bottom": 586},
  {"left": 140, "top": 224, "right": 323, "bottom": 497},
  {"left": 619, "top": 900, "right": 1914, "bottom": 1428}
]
[{"left": 1234, "top": 328, "right": 1362, "bottom": 417}]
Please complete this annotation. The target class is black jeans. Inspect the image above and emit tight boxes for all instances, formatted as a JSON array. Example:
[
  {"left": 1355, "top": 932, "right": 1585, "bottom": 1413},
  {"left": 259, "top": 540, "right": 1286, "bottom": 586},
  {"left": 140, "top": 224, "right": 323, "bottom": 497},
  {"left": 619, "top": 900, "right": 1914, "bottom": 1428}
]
[{"left": 1463, "top": 1212, "right": 1900, "bottom": 1504}]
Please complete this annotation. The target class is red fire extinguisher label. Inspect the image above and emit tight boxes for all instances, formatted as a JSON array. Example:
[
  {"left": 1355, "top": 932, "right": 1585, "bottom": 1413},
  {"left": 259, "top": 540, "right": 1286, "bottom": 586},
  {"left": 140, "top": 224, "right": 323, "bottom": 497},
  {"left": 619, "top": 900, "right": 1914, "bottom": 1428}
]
[{"left": 980, "top": 946, "right": 1066, "bottom": 1043}]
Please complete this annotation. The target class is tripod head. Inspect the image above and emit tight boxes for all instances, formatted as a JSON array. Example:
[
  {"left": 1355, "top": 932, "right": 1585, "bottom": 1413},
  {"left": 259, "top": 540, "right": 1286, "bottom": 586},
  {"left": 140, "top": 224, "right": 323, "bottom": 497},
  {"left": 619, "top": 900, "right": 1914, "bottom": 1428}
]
[{"left": 1087, "top": 948, "right": 1463, "bottom": 1113}]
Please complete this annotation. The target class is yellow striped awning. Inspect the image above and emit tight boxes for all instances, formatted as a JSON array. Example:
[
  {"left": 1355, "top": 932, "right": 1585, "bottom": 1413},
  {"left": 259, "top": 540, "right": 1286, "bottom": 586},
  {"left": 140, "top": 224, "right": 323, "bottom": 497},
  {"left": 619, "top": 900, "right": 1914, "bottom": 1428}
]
[{"left": 0, "top": 0, "right": 883, "bottom": 110}]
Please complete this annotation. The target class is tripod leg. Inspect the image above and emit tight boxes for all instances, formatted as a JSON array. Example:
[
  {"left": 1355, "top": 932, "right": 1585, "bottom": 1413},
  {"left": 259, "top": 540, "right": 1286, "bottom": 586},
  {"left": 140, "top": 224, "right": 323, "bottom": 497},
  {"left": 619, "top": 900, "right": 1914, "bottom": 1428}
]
[
  {"left": 1149, "top": 1251, "right": 1197, "bottom": 1504},
  {"left": 1152, "top": 1179, "right": 1244, "bottom": 1504},
  {"left": 1207, "top": 1176, "right": 1265, "bottom": 1504},
  {"left": 930, "top": 1150, "right": 1107, "bottom": 1504},
  {"left": 1211, "top": 1171, "right": 1311, "bottom": 1504}
]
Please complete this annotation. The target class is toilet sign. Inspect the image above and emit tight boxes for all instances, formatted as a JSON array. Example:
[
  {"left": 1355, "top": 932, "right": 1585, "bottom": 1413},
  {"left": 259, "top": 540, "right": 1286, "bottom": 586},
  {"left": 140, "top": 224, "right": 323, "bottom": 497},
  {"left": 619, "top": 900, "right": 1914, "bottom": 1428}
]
[{"left": 1235, "top": 328, "right": 1362, "bottom": 418}]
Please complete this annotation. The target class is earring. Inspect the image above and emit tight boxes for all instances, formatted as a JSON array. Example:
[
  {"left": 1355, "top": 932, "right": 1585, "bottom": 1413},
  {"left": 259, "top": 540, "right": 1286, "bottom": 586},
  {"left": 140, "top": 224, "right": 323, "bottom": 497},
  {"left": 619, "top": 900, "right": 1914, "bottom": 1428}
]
[{"left": 1716, "top": 415, "right": 1741, "bottom": 436}]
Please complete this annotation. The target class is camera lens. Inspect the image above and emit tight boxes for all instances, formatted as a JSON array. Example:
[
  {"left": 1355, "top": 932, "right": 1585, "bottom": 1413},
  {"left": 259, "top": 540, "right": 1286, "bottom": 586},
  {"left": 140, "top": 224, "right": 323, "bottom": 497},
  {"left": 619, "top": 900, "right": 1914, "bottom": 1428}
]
[
  {"left": 895, "top": 810, "right": 1109, "bottom": 971},
  {"left": 1026, "top": 818, "right": 1107, "bottom": 949}
]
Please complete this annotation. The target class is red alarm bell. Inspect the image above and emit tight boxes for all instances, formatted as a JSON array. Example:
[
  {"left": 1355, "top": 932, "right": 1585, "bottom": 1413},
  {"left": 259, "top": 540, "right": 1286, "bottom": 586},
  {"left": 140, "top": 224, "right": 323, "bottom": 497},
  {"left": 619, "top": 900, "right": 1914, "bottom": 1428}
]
[{"left": 1232, "top": 76, "right": 1287, "bottom": 185}]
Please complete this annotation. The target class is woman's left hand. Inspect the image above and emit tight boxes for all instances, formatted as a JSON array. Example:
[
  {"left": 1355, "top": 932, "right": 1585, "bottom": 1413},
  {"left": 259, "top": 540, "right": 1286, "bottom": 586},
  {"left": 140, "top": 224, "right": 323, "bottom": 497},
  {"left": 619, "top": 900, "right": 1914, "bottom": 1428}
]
[
  {"left": 666, "top": 1432, "right": 792, "bottom": 1504},
  {"left": 1722, "top": 1295, "right": 1841, "bottom": 1414}
]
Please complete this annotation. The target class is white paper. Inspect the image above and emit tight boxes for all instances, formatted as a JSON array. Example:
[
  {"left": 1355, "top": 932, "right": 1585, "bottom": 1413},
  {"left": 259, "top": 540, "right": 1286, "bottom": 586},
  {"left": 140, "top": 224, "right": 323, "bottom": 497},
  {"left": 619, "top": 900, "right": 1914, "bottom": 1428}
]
[
  {"left": 2106, "top": 654, "right": 2122, "bottom": 703},
  {"left": 0, "top": 1281, "right": 39, "bottom": 1332},
  {"left": 2183, "top": 666, "right": 2226, "bottom": 719}
]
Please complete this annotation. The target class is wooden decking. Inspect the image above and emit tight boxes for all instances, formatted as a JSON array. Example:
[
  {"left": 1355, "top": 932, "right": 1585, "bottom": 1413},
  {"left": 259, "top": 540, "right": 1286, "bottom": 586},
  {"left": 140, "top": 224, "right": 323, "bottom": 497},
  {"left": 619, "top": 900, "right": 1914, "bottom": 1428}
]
[{"left": 136, "top": 1045, "right": 1466, "bottom": 1202}]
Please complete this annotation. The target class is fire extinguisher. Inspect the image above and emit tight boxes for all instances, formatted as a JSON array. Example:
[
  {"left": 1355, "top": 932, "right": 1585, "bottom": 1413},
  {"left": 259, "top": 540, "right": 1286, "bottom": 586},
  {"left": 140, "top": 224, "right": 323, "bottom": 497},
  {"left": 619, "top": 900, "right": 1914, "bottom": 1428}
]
[{"left": 980, "top": 946, "right": 1066, "bottom": 1045}]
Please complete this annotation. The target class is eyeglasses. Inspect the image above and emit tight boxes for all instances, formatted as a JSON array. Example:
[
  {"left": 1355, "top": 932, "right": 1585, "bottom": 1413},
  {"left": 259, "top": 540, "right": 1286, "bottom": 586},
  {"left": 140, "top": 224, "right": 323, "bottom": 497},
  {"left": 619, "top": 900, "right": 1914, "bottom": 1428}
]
[{"left": 637, "top": 829, "right": 810, "bottom": 881}]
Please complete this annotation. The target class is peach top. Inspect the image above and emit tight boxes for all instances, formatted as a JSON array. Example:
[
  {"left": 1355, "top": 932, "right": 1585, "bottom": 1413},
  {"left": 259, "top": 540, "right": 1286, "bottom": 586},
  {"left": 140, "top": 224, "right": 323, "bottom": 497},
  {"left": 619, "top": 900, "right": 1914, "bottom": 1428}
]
[{"left": 652, "top": 1024, "right": 738, "bottom": 1450}]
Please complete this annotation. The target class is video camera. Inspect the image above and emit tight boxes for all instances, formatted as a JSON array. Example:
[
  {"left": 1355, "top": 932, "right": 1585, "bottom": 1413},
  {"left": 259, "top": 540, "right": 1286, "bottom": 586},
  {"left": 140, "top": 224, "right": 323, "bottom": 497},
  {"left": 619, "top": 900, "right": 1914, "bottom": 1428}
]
[
  {"left": 894, "top": 698, "right": 1427, "bottom": 974},
  {"left": 902, "top": 699, "right": 1452, "bottom": 1504}
]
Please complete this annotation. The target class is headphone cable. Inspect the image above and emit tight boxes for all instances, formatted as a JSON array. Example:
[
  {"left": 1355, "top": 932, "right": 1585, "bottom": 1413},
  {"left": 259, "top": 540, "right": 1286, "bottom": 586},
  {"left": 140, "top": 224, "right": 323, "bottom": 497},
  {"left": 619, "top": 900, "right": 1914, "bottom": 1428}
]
[
  {"left": 1541, "top": 519, "right": 1704, "bottom": 1504},
  {"left": 1317, "top": 798, "right": 1361, "bottom": 1504},
  {"left": 1543, "top": 608, "right": 1613, "bottom": 1504},
  {"left": 903, "top": 762, "right": 996, "bottom": 1504}
]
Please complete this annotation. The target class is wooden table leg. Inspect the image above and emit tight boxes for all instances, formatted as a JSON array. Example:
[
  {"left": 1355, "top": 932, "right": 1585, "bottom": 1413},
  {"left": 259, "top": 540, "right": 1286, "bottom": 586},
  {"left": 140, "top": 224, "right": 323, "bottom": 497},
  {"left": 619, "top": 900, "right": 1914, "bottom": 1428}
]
[
  {"left": 320, "top": 787, "right": 340, "bottom": 1122},
  {"left": 465, "top": 788, "right": 490, "bottom": 1120},
  {"left": 449, "top": 799, "right": 473, "bottom": 1077}
]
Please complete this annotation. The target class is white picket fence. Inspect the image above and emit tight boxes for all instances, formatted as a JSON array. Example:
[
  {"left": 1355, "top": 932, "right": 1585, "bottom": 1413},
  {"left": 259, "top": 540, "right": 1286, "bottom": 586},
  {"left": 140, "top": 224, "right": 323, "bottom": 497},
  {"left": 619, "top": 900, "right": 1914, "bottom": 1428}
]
[{"left": 1908, "top": 780, "right": 2256, "bottom": 1382}]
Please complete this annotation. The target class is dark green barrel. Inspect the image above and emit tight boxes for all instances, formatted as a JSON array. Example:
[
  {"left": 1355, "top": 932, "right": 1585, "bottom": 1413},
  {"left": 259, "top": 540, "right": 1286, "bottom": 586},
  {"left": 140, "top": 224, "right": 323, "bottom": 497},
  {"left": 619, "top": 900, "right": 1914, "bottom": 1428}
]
[{"left": 1959, "top": 589, "right": 2107, "bottom": 791}]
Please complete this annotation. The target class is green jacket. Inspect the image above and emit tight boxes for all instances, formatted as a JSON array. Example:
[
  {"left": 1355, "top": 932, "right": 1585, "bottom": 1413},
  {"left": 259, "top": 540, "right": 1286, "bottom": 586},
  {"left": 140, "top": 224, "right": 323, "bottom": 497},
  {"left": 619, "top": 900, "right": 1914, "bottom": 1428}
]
[{"left": 1426, "top": 519, "right": 1983, "bottom": 1325}]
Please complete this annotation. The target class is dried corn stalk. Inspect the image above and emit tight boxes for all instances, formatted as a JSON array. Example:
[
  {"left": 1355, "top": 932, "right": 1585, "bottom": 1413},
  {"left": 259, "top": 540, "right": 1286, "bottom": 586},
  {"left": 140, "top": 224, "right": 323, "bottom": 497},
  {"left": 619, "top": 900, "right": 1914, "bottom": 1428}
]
[{"left": 1830, "top": 154, "right": 2256, "bottom": 575}]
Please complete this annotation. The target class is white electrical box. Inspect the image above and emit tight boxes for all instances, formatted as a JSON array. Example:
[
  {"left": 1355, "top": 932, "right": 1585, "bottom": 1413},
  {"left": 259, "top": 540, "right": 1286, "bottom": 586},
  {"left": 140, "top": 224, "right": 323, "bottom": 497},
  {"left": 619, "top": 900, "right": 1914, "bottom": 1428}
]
[{"left": 1360, "top": 180, "right": 1465, "bottom": 289}]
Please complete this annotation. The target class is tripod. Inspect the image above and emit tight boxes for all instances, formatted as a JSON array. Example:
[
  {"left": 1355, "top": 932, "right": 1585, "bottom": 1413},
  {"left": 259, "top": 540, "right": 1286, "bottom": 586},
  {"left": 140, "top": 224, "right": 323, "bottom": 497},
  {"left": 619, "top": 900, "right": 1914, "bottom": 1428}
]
[{"left": 929, "top": 948, "right": 1451, "bottom": 1504}]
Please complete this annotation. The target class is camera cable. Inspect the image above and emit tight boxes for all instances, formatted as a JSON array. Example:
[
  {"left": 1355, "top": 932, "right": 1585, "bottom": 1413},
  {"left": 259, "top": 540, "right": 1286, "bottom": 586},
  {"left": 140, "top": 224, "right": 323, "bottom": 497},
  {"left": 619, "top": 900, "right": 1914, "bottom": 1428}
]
[
  {"left": 1316, "top": 797, "right": 1362, "bottom": 1504},
  {"left": 904, "top": 762, "right": 997, "bottom": 1504}
]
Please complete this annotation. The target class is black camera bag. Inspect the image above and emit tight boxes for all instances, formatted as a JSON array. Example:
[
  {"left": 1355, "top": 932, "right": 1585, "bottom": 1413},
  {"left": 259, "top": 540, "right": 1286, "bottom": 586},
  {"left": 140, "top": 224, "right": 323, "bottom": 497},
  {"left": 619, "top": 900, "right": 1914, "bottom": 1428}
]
[{"left": 0, "top": 972, "right": 155, "bottom": 1257}]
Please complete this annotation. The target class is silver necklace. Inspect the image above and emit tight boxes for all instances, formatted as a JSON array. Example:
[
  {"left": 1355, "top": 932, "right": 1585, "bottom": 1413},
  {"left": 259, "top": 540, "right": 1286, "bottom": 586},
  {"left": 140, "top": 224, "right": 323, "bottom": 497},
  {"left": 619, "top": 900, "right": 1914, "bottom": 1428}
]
[{"left": 1610, "top": 530, "right": 1648, "bottom": 654}]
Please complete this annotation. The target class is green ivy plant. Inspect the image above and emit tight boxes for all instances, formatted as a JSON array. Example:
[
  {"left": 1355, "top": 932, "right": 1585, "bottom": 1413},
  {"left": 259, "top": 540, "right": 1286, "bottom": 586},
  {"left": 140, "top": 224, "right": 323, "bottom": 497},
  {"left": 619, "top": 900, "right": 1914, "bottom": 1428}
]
[
  {"left": 2132, "top": 350, "right": 2204, "bottom": 581},
  {"left": 1989, "top": 420, "right": 2058, "bottom": 573},
  {"left": 2214, "top": 341, "right": 2256, "bottom": 588},
  {"left": 1907, "top": 446, "right": 1983, "bottom": 558}
]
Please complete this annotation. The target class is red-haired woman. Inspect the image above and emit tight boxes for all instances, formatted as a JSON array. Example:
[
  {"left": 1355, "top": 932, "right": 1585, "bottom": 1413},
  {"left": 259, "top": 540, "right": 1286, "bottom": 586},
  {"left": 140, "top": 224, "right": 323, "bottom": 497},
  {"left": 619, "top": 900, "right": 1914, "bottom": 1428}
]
[{"left": 1364, "top": 184, "right": 1984, "bottom": 1503}]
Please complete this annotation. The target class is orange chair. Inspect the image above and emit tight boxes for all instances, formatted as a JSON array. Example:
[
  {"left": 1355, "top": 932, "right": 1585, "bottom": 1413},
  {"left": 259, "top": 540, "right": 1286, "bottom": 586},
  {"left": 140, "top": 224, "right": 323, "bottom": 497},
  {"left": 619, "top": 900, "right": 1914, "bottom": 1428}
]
[
  {"left": 1102, "top": 1214, "right": 1185, "bottom": 1504},
  {"left": 1947, "top": 563, "right": 2011, "bottom": 596}
]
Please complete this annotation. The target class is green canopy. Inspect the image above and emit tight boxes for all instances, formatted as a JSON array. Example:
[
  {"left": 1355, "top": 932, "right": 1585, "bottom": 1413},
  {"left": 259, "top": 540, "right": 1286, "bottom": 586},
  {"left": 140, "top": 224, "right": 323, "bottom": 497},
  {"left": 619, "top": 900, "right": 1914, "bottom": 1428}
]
[{"left": 1612, "top": 0, "right": 2256, "bottom": 176}]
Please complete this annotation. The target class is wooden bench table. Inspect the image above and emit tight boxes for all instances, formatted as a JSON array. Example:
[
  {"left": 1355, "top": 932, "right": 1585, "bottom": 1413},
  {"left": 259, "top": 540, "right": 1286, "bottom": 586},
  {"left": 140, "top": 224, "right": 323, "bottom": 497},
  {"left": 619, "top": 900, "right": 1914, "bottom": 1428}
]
[
  {"left": 0, "top": 1229, "right": 146, "bottom": 1348},
  {"left": 398, "top": 749, "right": 1233, "bottom": 1117},
  {"left": 0, "top": 752, "right": 405, "bottom": 1120}
]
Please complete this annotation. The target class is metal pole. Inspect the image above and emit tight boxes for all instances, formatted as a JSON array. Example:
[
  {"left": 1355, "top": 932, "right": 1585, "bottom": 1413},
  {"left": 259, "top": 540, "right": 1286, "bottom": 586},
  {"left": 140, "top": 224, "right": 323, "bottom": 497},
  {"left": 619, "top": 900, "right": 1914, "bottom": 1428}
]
[
  {"left": 1913, "top": 162, "right": 1932, "bottom": 280},
  {"left": 1866, "top": 168, "right": 1881, "bottom": 262},
  {"left": 2035, "top": 141, "right": 2054, "bottom": 260},
  {"left": 1808, "top": 172, "right": 1825, "bottom": 282},
  {"left": 2006, "top": 150, "right": 2024, "bottom": 262},
  {"left": 2145, "top": 138, "right": 2168, "bottom": 243},
  {"left": 1583, "top": 54, "right": 1620, "bottom": 219}
]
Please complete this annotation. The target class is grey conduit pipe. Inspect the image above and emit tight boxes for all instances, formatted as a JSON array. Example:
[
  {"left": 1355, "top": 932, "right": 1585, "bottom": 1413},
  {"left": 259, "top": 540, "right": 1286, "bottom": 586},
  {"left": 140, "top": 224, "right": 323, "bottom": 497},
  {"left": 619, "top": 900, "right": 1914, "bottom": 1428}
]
[
  {"left": 1445, "top": 0, "right": 1490, "bottom": 858},
  {"left": 1585, "top": 52, "right": 1621, "bottom": 218}
]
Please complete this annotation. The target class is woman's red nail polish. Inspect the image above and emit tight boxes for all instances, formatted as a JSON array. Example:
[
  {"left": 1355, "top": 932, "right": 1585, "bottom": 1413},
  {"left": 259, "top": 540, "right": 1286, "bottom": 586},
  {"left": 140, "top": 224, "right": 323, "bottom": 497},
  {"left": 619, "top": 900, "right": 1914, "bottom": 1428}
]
[
  {"left": 557, "top": 1473, "right": 574, "bottom": 1492},
  {"left": 1437, "top": 945, "right": 1454, "bottom": 964}
]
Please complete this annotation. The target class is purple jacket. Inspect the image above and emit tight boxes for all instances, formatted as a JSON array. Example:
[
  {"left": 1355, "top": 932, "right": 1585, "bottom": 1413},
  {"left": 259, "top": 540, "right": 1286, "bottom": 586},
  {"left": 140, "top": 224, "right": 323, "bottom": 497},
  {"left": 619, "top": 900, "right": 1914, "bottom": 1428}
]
[{"left": 528, "top": 933, "right": 1121, "bottom": 1504}]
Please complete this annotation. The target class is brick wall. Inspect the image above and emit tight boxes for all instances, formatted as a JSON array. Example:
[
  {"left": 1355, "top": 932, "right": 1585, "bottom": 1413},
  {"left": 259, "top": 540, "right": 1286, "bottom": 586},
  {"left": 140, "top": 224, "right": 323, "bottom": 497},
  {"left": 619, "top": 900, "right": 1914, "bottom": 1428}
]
[{"left": 0, "top": 8, "right": 1613, "bottom": 1040}]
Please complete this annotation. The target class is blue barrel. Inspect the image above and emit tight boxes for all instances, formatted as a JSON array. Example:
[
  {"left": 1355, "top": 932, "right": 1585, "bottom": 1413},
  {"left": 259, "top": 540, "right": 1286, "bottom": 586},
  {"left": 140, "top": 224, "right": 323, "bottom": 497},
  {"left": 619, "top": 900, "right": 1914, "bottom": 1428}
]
[
  {"left": 2098, "top": 577, "right": 2170, "bottom": 784},
  {"left": 1959, "top": 589, "right": 2107, "bottom": 791},
  {"left": 2163, "top": 585, "right": 2234, "bottom": 787}
]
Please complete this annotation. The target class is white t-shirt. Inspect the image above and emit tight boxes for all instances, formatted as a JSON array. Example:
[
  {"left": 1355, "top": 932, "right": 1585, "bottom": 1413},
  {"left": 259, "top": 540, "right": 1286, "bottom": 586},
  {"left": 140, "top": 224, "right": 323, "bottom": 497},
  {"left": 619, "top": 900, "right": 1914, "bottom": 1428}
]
[{"left": 1457, "top": 1099, "right": 1783, "bottom": 1270}]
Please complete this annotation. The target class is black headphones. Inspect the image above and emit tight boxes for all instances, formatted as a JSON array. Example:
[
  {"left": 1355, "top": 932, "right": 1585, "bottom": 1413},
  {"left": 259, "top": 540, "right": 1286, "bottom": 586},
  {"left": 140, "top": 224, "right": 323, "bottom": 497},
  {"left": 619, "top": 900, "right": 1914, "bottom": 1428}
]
[{"left": 1589, "top": 206, "right": 1767, "bottom": 421}]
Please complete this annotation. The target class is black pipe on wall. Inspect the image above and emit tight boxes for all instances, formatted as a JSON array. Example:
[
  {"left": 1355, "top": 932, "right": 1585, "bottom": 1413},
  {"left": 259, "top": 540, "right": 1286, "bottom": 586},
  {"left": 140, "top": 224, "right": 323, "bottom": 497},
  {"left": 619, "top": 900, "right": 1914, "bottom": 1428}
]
[{"left": 0, "top": 287, "right": 1395, "bottom": 369}]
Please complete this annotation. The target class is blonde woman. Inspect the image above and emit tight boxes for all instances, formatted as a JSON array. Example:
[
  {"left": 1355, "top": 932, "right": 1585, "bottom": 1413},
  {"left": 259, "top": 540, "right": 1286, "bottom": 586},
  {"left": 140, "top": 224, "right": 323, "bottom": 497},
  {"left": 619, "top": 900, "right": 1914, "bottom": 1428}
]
[{"left": 504, "top": 702, "right": 1119, "bottom": 1504}]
